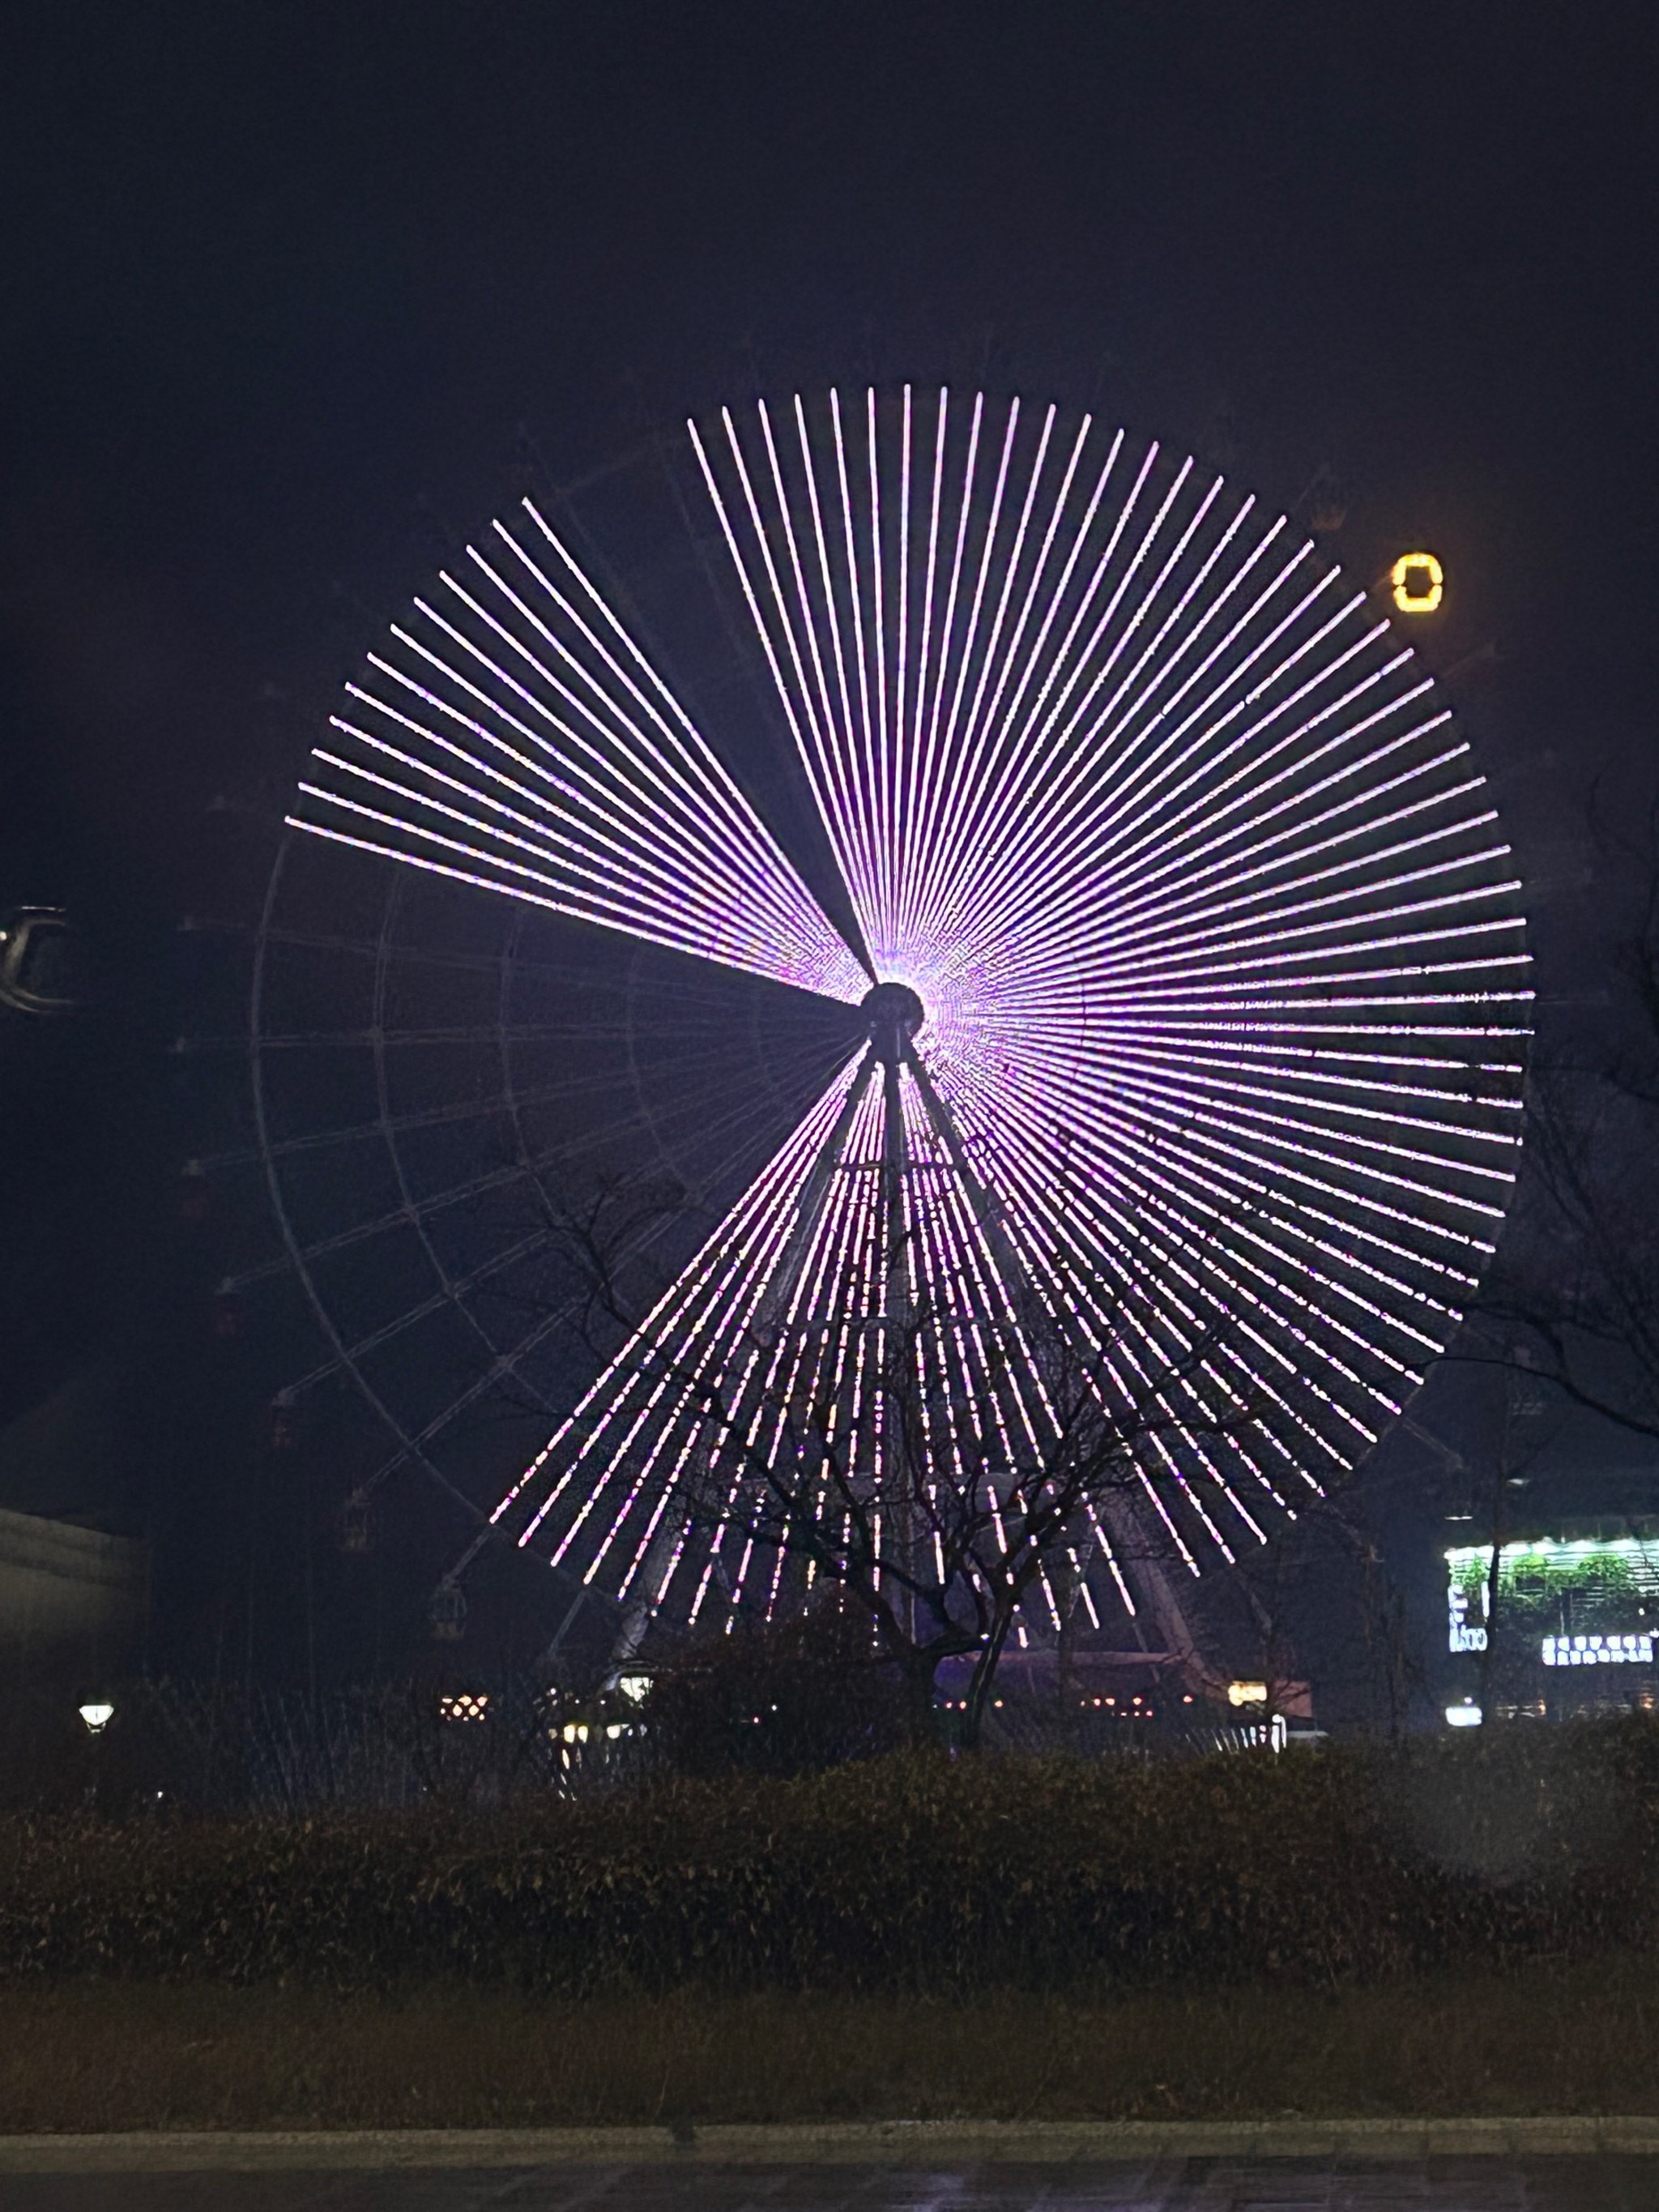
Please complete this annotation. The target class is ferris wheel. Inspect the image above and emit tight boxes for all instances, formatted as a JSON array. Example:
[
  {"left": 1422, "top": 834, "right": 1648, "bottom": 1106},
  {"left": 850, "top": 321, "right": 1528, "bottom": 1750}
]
[{"left": 265, "top": 385, "right": 1529, "bottom": 1648}]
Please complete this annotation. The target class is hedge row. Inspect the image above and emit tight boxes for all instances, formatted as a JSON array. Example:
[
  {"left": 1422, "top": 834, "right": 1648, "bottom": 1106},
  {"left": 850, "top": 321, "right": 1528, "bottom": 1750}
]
[{"left": 5, "top": 1724, "right": 1659, "bottom": 1993}]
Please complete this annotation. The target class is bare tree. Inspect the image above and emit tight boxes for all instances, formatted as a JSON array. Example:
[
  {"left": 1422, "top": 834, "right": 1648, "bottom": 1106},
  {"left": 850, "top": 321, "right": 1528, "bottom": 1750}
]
[
  {"left": 541, "top": 1166, "right": 1256, "bottom": 1749},
  {"left": 1473, "top": 838, "right": 1659, "bottom": 1445}
]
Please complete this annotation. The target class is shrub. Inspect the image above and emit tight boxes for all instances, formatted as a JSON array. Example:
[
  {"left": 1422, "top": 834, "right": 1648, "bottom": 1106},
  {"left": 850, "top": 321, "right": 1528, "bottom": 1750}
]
[
  {"left": 2, "top": 1723, "right": 1657, "bottom": 1996},
  {"left": 642, "top": 1606, "right": 910, "bottom": 1776}
]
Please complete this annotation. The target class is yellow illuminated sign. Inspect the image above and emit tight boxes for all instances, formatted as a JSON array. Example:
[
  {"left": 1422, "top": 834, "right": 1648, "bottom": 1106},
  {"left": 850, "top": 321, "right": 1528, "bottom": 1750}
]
[
  {"left": 1227, "top": 1680, "right": 1268, "bottom": 1707},
  {"left": 1390, "top": 551, "right": 1444, "bottom": 614}
]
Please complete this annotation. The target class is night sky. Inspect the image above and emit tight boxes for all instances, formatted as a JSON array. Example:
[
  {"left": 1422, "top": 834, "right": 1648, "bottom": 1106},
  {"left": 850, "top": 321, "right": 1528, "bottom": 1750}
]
[{"left": 2, "top": 2, "right": 1654, "bottom": 1680}]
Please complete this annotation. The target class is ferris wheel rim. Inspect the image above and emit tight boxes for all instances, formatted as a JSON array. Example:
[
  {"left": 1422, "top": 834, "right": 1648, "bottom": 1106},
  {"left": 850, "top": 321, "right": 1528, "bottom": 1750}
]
[{"left": 246, "top": 817, "right": 860, "bottom": 1541}]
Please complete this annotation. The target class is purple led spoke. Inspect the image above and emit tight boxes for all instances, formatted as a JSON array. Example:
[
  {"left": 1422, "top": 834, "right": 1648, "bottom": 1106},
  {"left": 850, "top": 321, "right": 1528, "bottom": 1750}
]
[{"left": 290, "top": 504, "right": 868, "bottom": 1007}]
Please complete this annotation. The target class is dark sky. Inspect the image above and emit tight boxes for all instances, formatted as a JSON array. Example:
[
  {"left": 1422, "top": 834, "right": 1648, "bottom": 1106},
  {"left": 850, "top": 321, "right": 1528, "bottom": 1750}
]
[
  {"left": 2, "top": 2, "right": 1653, "bottom": 903},
  {"left": 1, "top": 1, "right": 1655, "bottom": 1674}
]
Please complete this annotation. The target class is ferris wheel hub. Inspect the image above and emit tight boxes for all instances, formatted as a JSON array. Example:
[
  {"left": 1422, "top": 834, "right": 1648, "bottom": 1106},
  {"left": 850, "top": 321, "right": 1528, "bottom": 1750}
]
[{"left": 861, "top": 980, "right": 925, "bottom": 1066}]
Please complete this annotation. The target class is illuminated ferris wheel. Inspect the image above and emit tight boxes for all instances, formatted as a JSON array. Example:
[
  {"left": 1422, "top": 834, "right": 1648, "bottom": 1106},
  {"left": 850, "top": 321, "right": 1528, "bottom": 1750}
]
[{"left": 267, "top": 386, "right": 1529, "bottom": 1645}]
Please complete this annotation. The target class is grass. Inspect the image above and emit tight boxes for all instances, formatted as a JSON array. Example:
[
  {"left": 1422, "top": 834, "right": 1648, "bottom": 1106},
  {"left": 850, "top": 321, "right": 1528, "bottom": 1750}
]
[{"left": 3, "top": 1960, "right": 1658, "bottom": 2131}]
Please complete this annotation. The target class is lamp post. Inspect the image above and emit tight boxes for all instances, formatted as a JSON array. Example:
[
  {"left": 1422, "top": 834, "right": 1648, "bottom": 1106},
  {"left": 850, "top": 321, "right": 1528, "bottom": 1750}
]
[{"left": 78, "top": 1702, "right": 114, "bottom": 1814}]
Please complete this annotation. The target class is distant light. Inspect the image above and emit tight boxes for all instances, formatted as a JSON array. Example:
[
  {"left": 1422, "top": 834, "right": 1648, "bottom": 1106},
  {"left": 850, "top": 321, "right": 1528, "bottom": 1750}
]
[
  {"left": 1391, "top": 551, "right": 1444, "bottom": 613},
  {"left": 616, "top": 1672, "right": 651, "bottom": 1704},
  {"left": 78, "top": 1703, "right": 114, "bottom": 1735},
  {"left": 1228, "top": 1680, "right": 1269, "bottom": 1707},
  {"left": 1543, "top": 1633, "right": 1653, "bottom": 1667},
  {"left": 1446, "top": 1701, "right": 1482, "bottom": 1728},
  {"left": 439, "top": 1693, "right": 489, "bottom": 1723},
  {"left": 1447, "top": 1578, "right": 1488, "bottom": 1655}
]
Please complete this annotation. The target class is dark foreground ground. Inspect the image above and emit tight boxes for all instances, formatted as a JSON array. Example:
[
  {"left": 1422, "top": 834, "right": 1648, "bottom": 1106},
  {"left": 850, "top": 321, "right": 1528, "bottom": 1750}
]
[
  {"left": 2, "top": 2153, "right": 1656, "bottom": 2210},
  {"left": 6, "top": 1962, "right": 1659, "bottom": 2131}
]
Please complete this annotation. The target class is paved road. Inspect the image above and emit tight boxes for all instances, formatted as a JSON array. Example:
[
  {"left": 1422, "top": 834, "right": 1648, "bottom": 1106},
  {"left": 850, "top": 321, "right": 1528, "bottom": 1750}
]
[{"left": 2, "top": 2160, "right": 1655, "bottom": 2210}]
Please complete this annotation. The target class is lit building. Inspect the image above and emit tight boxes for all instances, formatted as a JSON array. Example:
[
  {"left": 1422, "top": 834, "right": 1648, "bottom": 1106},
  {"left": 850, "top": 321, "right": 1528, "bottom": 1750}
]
[{"left": 1444, "top": 1522, "right": 1659, "bottom": 1721}]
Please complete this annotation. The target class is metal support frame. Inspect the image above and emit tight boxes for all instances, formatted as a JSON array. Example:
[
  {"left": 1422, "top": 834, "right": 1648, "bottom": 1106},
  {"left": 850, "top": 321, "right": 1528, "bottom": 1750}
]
[{"left": 476, "top": 976, "right": 1213, "bottom": 1682}]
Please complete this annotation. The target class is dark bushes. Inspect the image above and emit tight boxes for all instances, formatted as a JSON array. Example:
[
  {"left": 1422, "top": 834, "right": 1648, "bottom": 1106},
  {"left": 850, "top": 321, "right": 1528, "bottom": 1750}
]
[
  {"left": 3, "top": 1722, "right": 1658, "bottom": 1996},
  {"left": 642, "top": 1607, "right": 911, "bottom": 1775}
]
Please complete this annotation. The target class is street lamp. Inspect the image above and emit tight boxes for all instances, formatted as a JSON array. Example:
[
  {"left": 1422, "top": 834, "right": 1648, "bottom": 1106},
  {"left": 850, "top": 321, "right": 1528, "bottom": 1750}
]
[{"left": 78, "top": 1702, "right": 115, "bottom": 1816}]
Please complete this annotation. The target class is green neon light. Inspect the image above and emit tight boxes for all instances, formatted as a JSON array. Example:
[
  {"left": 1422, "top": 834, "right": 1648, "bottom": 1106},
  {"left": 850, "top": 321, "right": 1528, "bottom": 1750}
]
[
  {"left": 1444, "top": 1539, "right": 1659, "bottom": 1569},
  {"left": 1446, "top": 1536, "right": 1659, "bottom": 1617}
]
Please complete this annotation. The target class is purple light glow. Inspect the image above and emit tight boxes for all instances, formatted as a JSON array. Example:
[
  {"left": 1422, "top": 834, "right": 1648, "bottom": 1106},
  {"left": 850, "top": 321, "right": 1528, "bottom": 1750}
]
[{"left": 291, "top": 387, "right": 1529, "bottom": 1633}]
